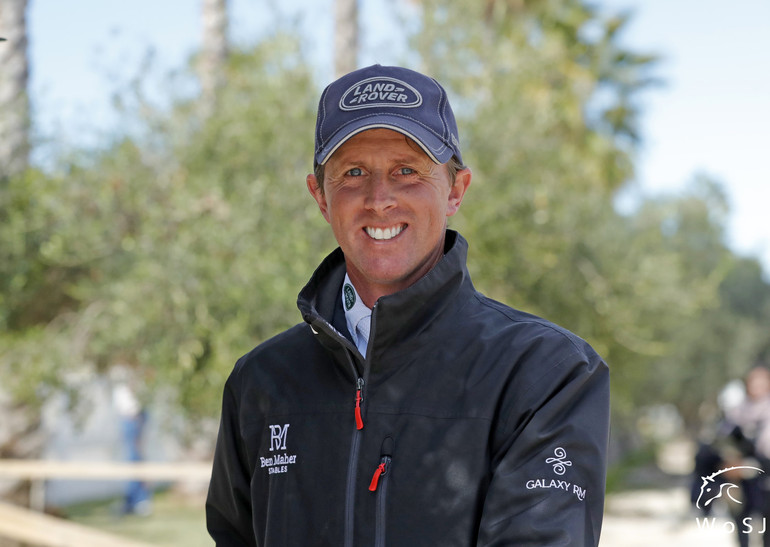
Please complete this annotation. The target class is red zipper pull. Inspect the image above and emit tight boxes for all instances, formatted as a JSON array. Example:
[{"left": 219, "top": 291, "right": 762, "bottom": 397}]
[
  {"left": 354, "top": 378, "right": 364, "bottom": 430},
  {"left": 370, "top": 437, "right": 394, "bottom": 492},
  {"left": 369, "top": 462, "right": 386, "bottom": 491}
]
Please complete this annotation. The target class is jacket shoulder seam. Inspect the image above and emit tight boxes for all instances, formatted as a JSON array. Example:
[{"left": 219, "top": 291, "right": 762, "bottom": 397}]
[{"left": 472, "top": 292, "right": 587, "bottom": 355}]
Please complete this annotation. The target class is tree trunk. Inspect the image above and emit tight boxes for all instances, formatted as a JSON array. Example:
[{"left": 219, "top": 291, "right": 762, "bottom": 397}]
[
  {"left": 199, "top": 0, "right": 229, "bottom": 117},
  {"left": 334, "top": 0, "right": 359, "bottom": 78},
  {"left": 0, "top": 0, "right": 30, "bottom": 180}
]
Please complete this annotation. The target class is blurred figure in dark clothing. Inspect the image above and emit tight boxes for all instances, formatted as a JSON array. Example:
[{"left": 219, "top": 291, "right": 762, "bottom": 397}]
[{"left": 692, "top": 366, "right": 770, "bottom": 546}]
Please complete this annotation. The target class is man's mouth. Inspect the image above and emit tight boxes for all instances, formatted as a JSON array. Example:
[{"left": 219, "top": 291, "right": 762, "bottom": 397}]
[{"left": 365, "top": 224, "right": 406, "bottom": 241}]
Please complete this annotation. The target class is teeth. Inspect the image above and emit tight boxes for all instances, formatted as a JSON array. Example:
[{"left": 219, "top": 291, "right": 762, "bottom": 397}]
[{"left": 366, "top": 225, "right": 404, "bottom": 240}]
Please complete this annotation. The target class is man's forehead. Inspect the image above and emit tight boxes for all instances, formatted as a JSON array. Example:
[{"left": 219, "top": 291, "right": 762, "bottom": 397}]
[{"left": 327, "top": 128, "right": 429, "bottom": 162}]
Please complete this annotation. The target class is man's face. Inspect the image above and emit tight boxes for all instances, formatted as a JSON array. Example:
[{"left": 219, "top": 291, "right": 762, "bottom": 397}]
[{"left": 307, "top": 128, "right": 471, "bottom": 306}]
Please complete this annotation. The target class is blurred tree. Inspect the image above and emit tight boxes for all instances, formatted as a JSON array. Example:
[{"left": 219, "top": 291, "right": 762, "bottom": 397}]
[
  {"left": 0, "top": 0, "right": 37, "bottom": 509},
  {"left": 632, "top": 177, "right": 770, "bottom": 428},
  {"left": 334, "top": 0, "right": 359, "bottom": 77},
  {"left": 0, "top": 35, "right": 326, "bottom": 457},
  {"left": 32, "top": 35, "right": 329, "bottom": 425},
  {"left": 0, "top": 167, "right": 74, "bottom": 503},
  {"left": 0, "top": 0, "right": 30, "bottom": 180},
  {"left": 721, "top": 257, "right": 770, "bottom": 322},
  {"left": 199, "top": 0, "right": 229, "bottom": 117}
]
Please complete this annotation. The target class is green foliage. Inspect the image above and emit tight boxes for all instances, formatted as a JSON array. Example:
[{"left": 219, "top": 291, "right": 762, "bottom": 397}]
[
  {"left": 0, "top": 166, "right": 113, "bottom": 406},
  {"left": 633, "top": 180, "right": 770, "bottom": 424},
  {"left": 77, "top": 35, "right": 334, "bottom": 420},
  {"left": 1, "top": 34, "right": 332, "bottom": 422}
]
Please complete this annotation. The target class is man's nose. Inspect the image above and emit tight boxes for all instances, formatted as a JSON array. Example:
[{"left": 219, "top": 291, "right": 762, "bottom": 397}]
[{"left": 364, "top": 172, "right": 397, "bottom": 212}]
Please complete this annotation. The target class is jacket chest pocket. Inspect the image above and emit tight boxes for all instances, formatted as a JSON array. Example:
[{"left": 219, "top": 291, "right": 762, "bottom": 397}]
[{"left": 368, "top": 436, "right": 394, "bottom": 547}]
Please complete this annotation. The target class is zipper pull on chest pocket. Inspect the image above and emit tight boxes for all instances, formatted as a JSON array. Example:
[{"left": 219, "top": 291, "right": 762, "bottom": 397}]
[{"left": 369, "top": 436, "right": 394, "bottom": 492}]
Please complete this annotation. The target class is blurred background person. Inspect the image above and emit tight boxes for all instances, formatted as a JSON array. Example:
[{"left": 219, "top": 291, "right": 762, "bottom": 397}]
[
  {"left": 726, "top": 366, "right": 770, "bottom": 546},
  {"left": 112, "top": 365, "right": 152, "bottom": 516},
  {"left": 692, "top": 365, "right": 770, "bottom": 546}
]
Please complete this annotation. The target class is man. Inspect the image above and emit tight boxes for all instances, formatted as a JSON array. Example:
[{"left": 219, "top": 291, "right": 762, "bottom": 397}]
[{"left": 206, "top": 64, "right": 610, "bottom": 546}]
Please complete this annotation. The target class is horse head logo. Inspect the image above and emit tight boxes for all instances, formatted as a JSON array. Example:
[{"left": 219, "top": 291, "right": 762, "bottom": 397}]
[{"left": 696, "top": 466, "right": 764, "bottom": 509}]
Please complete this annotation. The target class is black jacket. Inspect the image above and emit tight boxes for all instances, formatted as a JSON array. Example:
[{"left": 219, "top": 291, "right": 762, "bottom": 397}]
[{"left": 206, "top": 231, "right": 610, "bottom": 546}]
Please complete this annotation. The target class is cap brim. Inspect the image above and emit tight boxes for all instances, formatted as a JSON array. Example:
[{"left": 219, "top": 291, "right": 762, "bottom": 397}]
[{"left": 316, "top": 115, "right": 455, "bottom": 166}]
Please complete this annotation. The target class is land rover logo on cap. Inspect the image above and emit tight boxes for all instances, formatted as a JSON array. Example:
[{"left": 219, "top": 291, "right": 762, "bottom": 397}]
[
  {"left": 339, "top": 77, "right": 422, "bottom": 111},
  {"left": 343, "top": 283, "right": 356, "bottom": 310}
]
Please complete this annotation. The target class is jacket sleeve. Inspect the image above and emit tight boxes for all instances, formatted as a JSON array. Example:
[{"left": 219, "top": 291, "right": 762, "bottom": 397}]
[
  {"left": 206, "top": 368, "right": 256, "bottom": 547},
  {"left": 476, "top": 346, "right": 610, "bottom": 546}
]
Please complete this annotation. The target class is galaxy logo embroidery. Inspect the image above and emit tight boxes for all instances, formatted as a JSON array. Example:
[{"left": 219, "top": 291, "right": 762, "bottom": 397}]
[
  {"left": 525, "top": 446, "right": 587, "bottom": 501},
  {"left": 546, "top": 446, "right": 572, "bottom": 475}
]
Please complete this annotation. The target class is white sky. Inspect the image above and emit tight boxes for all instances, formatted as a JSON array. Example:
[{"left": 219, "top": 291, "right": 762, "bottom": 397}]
[
  {"left": 603, "top": 0, "right": 770, "bottom": 270},
  {"left": 25, "top": 0, "right": 770, "bottom": 271}
]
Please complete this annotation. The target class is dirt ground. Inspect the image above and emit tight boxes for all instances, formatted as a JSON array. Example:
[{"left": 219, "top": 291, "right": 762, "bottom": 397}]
[{"left": 602, "top": 487, "right": 749, "bottom": 547}]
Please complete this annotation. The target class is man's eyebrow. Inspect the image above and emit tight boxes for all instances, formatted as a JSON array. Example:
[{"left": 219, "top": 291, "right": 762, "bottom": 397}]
[
  {"left": 332, "top": 153, "right": 427, "bottom": 166},
  {"left": 390, "top": 155, "right": 426, "bottom": 165}
]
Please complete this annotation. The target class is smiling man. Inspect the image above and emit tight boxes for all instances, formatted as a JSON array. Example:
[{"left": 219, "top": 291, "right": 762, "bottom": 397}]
[
  {"left": 206, "top": 65, "right": 610, "bottom": 546},
  {"left": 308, "top": 127, "right": 470, "bottom": 308}
]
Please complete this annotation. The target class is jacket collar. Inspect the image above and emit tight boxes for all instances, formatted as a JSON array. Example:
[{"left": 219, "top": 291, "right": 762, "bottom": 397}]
[{"left": 297, "top": 230, "right": 475, "bottom": 363}]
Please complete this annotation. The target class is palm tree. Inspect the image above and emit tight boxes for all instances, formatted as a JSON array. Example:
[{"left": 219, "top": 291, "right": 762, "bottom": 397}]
[
  {"left": 334, "top": 0, "right": 359, "bottom": 78},
  {"left": 199, "top": 0, "right": 229, "bottom": 117},
  {"left": 0, "top": 0, "right": 30, "bottom": 180}
]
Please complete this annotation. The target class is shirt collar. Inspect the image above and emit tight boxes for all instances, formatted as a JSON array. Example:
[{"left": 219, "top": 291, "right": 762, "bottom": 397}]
[
  {"left": 342, "top": 273, "right": 371, "bottom": 353},
  {"left": 297, "top": 231, "right": 472, "bottom": 361}
]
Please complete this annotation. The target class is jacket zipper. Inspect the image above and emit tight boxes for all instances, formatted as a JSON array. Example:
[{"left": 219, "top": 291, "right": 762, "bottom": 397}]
[
  {"left": 344, "top": 304, "right": 377, "bottom": 547},
  {"left": 369, "top": 437, "right": 394, "bottom": 547},
  {"left": 344, "top": 371, "right": 366, "bottom": 547},
  {"left": 344, "top": 423, "right": 362, "bottom": 547}
]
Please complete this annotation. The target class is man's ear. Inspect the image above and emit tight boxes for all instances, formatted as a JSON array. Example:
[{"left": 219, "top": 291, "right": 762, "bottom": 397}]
[
  {"left": 307, "top": 174, "right": 331, "bottom": 224},
  {"left": 446, "top": 168, "right": 472, "bottom": 217}
]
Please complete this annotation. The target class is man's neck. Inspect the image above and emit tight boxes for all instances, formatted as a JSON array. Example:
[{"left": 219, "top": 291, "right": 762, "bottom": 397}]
[
  {"left": 346, "top": 258, "right": 443, "bottom": 309},
  {"left": 344, "top": 234, "right": 448, "bottom": 308}
]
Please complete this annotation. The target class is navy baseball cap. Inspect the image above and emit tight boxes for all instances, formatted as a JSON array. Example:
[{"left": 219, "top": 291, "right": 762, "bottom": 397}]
[{"left": 314, "top": 64, "right": 462, "bottom": 167}]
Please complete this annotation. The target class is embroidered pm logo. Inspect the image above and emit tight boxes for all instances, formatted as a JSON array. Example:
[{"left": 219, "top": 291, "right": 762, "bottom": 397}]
[
  {"left": 269, "top": 424, "right": 290, "bottom": 451},
  {"left": 262, "top": 424, "right": 297, "bottom": 475},
  {"left": 340, "top": 77, "right": 422, "bottom": 110}
]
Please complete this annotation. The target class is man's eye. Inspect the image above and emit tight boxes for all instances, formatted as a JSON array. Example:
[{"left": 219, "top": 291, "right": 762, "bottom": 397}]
[
  {"left": 346, "top": 167, "right": 363, "bottom": 176},
  {"left": 399, "top": 167, "right": 415, "bottom": 175}
]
